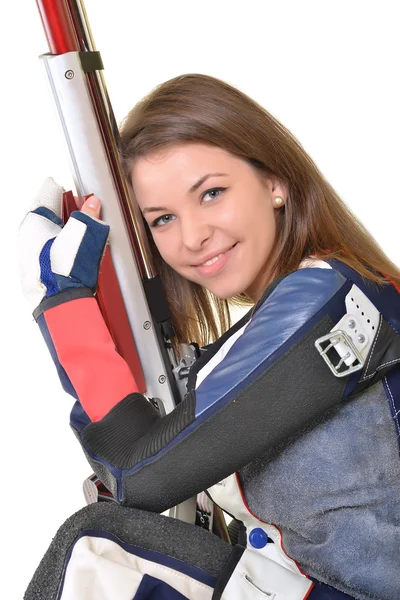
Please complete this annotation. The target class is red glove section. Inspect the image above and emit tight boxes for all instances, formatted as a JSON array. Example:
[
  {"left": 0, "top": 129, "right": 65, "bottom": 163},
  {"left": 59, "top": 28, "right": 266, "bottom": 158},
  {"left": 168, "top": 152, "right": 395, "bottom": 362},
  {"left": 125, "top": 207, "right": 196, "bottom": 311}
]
[{"left": 44, "top": 297, "right": 138, "bottom": 421}]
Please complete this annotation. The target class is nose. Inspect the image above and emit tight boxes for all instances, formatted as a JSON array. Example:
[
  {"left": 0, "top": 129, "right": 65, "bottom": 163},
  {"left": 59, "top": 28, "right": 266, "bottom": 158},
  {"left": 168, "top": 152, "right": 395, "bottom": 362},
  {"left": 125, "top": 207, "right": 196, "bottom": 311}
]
[{"left": 180, "top": 213, "right": 213, "bottom": 252}]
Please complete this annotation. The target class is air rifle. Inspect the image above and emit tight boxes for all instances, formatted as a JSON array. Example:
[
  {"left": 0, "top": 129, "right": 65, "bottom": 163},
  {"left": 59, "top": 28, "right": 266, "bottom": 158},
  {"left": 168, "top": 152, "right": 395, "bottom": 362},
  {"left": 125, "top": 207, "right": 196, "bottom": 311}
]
[{"left": 35, "top": 0, "right": 199, "bottom": 521}]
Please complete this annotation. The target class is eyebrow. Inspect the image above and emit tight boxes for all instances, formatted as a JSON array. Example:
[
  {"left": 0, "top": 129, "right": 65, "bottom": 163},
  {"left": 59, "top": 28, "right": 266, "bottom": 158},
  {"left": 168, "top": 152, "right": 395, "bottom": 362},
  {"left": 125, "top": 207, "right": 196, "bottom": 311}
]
[{"left": 142, "top": 172, "right": 228, "bottom": 214}]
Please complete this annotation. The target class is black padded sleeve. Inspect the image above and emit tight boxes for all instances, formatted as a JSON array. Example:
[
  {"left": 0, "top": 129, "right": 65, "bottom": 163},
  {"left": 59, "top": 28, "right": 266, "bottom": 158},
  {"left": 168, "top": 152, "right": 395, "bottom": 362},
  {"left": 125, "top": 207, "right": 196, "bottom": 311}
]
[{"left": 75, "top": 268, "right": 358, "bottom": 511}]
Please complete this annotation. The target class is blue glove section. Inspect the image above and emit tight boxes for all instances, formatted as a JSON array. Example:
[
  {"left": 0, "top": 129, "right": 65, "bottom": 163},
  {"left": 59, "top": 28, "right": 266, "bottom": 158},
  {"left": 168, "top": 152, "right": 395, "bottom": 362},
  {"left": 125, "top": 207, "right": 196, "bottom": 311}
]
[
  {"left": 39, "top": 238, "right": 59, "bottom": 297},
  {"left": 32, "top": 206, "right": 110, "bottom": 299},
  {"left": 67, "top": 210, "right": 110, "bottom": 290},
  {"left": 33, "top": 205, "right": 64, "bottom": 227}
]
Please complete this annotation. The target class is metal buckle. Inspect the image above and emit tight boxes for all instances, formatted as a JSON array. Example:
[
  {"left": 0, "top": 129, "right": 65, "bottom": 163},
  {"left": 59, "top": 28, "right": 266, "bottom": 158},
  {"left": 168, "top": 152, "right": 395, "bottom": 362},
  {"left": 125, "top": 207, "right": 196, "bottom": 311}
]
[{"left": 315, "top": 329, "right": 365, "bottom": 378}]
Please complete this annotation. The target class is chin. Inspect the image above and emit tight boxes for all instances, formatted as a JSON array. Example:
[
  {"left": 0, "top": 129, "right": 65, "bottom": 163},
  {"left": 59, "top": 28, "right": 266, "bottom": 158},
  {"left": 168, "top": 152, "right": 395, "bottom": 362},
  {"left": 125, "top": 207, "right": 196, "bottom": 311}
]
[{"left": 205, "top": 281, "right": 249, "bottom": 300}]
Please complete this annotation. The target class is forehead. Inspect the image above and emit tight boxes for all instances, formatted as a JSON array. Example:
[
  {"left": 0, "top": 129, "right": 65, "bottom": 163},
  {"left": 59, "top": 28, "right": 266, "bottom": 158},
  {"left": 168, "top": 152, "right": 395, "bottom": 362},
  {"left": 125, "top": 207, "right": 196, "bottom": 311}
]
[{"left": 131, "top": 143, "right": 241, "bottom": 199}]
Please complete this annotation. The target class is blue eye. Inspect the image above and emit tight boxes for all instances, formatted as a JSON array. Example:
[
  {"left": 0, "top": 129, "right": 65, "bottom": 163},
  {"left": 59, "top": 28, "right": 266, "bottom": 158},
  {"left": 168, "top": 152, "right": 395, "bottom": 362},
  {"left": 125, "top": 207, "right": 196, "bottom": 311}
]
[
  {"left": 150, "top": 187, "right": 227, "bottom": 228},
  {"left": 151, "top": 214, "right": 176, "bottom": 228},
  {"left": 202, "top": 187, "right": 227, "bottom": 202}
]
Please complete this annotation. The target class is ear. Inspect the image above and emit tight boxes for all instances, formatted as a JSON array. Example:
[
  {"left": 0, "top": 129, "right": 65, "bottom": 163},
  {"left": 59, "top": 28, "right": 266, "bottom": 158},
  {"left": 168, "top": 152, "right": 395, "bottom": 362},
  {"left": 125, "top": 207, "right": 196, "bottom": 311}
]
[
  {"left": 270, "top": 177, "right": 289, "bottom": 201},
  {"left": 260, "top": 175, "right": 289, "bottom": 207},
  {"left": 256, "top": 169, "right": 289, "bottom": 202}
]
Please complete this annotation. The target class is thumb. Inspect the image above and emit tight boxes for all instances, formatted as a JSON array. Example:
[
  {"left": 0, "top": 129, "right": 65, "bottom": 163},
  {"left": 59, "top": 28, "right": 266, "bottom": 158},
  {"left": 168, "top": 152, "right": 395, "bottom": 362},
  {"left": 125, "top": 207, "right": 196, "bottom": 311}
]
[{"left": 81, "top": 194, "right": 102, "bottom": 219}]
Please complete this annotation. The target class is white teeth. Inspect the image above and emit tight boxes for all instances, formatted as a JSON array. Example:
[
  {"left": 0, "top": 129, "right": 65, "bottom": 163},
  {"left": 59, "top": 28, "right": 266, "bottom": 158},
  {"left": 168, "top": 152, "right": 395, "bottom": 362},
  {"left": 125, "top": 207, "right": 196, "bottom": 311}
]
[{"left": 202, "top": 253, "right": 224, "bottom": 267}]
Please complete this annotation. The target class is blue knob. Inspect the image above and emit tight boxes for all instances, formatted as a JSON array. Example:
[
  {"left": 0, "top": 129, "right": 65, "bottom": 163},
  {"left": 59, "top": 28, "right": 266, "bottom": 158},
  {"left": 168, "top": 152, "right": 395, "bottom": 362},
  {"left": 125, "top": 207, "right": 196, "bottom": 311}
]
[{"left": 249, "top": 527, "right": 268, "bottom": 549}]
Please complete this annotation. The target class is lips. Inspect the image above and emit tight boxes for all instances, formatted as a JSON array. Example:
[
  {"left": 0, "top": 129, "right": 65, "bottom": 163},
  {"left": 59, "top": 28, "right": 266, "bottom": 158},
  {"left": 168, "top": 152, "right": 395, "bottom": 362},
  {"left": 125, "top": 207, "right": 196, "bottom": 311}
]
[
  {"left": 192, "top": 244, "right": 237, "bottom": 267},
  {"left": 193, "top": 243, "right": 237, "bottom": 277}
]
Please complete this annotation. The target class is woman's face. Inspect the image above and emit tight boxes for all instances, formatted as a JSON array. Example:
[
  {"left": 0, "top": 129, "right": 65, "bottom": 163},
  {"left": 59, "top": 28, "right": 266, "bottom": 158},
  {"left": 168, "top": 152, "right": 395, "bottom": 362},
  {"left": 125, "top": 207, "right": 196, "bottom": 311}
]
[{"left": 131, "top": 143, "right": 286, "bottom": 301}]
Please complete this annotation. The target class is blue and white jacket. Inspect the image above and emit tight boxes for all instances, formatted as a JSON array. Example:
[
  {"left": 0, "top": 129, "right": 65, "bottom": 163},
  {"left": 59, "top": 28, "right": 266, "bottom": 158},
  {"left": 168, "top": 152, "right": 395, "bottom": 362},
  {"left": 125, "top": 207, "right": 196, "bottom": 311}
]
[{"left": 37, "top": 258, "right": 400, "bottom": 599}]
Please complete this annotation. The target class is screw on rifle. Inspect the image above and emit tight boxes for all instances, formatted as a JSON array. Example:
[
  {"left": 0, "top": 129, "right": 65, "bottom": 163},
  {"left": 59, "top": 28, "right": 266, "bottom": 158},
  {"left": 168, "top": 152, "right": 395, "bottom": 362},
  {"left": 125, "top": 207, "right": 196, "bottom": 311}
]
[
  {"left": 357, "top": 334, "right": 366, "bottom": 344},
  {"left": 348, "top": 319, "right": 356, "bottom": 329},
  {"left": 65, "top": 70, "right": 74, "bottom": 79},
  {"left": 158, "top": 375, "right": 166, "bottom": 384},
  {"left": 143, "top": 321, "right": 151, "bottom": 330}
]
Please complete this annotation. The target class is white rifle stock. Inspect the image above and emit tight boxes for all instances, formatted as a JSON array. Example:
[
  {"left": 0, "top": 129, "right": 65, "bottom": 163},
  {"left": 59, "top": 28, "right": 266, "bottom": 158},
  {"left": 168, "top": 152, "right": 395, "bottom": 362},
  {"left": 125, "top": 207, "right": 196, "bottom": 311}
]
[{"left": 35, "top": 0, "right": 198, "bottom": 522}]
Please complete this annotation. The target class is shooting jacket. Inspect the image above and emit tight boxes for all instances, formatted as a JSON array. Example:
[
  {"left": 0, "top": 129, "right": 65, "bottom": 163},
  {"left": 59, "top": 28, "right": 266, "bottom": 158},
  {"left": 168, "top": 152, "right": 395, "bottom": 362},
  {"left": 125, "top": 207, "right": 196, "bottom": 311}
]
[{"left": 34, "top": 258, "right": 400, "bottom": 599}]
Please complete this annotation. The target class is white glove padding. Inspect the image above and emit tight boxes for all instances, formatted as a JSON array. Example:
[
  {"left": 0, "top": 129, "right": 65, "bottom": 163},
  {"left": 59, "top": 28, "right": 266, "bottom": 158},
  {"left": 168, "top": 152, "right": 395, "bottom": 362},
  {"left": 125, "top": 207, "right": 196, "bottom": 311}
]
[{"left": 18, "top": 178, "right": 110, "bottom": 308}]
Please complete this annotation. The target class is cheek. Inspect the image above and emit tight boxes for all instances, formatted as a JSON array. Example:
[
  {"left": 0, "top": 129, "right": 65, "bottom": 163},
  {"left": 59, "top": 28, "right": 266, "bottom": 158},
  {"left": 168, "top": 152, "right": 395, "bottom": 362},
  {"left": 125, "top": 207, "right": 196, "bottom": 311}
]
[
  {"left": 222, "top": 187, "right": 272, "bottom": 233},
  {"left": 249, "top": 199, "right": 277, "bottom": 250},
  {"left": 259, "top": 212, "right": 277, "bottom": 248},
  {"left": 152, "top": 231, "right": 180, "bottom": 267},
  {"left": 214, "top": 200, "right": 248, "bottom": 234}
]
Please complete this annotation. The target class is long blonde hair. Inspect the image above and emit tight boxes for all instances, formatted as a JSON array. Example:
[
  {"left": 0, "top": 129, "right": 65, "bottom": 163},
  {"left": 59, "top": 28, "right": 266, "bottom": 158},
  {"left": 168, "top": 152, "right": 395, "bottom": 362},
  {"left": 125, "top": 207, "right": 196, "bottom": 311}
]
[{"left": 119, "top": 73, "right": 399, "bottom": 346}]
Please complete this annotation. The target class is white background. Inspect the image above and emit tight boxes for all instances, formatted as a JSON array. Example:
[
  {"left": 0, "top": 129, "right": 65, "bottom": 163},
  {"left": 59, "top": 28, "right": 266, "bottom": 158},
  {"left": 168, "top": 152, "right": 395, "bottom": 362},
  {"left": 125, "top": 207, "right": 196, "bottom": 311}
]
[{"left": 2, "top": 1, "right": 399, "bottom": 597}]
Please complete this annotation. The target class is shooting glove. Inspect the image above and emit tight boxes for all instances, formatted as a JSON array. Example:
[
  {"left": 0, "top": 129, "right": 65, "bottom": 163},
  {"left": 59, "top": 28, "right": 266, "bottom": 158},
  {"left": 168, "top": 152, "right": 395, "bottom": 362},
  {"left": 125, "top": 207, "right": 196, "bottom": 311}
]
[
  {"left": 18, "top": 177, "right": 110, "bottom": 309},
  {"left": 18, "top": 177, "right": 139, "bottom": 422}
]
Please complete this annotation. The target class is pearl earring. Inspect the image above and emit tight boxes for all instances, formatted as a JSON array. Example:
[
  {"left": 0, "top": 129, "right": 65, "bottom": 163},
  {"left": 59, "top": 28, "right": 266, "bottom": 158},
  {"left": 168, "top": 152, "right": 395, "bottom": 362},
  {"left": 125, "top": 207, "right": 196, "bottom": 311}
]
[{"left": 272, "top": 196, "right": 285, "bottom": 208}]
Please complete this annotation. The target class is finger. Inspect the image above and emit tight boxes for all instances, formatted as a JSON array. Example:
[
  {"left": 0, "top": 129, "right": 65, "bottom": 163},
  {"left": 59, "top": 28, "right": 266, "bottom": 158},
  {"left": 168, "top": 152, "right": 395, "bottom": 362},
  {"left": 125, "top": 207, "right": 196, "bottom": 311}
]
[
  {"left": 80, "top": 195, "right": 102, "bottom": 220},
  {"left": 31, "top": 177, "right": 65, "bottom": 217}
]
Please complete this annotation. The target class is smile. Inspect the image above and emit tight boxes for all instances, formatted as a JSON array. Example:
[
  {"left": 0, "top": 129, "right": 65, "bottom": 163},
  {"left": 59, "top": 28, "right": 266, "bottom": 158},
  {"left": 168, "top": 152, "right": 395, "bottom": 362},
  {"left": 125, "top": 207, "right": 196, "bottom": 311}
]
[
  {"left": 201, "top": 253, "right": 226, "bottom": 267},
  {"left": 194, "top": 244, "right": 237, "bottom": 277}
]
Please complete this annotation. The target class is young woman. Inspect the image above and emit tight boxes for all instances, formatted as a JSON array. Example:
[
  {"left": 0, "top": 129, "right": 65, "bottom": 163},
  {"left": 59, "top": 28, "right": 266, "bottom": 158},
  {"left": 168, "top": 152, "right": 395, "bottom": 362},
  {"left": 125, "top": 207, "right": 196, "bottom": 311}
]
[{"left": 19, "top": 74, "right": 400, "bottom": 599}]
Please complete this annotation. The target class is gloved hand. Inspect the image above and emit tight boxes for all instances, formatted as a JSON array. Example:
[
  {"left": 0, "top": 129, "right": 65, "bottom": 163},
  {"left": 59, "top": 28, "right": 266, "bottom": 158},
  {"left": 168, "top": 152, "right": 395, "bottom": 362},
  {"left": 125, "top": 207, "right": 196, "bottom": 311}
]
[{"left": 18, "top": 177, "right": 110, "bottom": 309}]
